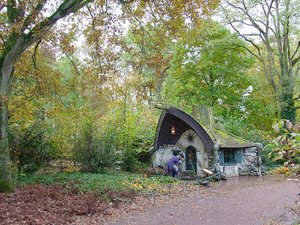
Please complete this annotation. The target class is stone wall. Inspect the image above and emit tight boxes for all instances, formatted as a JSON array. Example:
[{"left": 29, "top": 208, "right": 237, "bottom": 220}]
[
  {"left": 238, "top": 147, "right": 261, "bottom": 176},
  {"left": 152, "top": 137, "right": 263, "bottom": 177}
]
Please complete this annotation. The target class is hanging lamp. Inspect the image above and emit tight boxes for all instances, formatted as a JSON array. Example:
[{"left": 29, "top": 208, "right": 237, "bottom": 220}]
[{"left": 171, "top": 125, "right": 176, "bottom": 135}]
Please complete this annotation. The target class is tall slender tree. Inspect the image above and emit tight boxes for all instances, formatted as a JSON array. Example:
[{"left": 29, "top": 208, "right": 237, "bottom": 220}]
[{"left": 221, "top": 0, "right": 300, "bottom": 122}]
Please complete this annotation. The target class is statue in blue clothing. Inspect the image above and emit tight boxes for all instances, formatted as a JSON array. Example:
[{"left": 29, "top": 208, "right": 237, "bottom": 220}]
[{"left": 165, "top": 153, "right": 184, "bottom": 177}]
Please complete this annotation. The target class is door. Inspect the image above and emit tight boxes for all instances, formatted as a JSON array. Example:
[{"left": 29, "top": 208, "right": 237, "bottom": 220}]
[{"left": 186, "top": 146, "right": 197, "bottom": 173}]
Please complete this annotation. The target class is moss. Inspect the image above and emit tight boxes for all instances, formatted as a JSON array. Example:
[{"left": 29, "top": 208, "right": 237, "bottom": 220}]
[
  {"left": 195, "top": 114, "right": 251, "bottom": 147},
  {"left": 214, "top": 128, "right": 252, "bottom": 146}
]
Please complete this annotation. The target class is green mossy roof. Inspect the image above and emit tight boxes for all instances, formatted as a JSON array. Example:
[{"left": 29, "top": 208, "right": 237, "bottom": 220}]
[
  {"left": 191, "top": 113, "right": 256, "bottom": 148},
  {"left": 205, "top": 126, "right": 256, "bottom": 148}
]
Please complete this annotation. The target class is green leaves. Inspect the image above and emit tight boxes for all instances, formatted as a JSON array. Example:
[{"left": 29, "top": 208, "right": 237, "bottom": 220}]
[
  {"left": 272, "top": 120, "right": 285, "bottom": 133},
  {"left": 264, "top": 120, "right": 300, "bottom": 166},
  {"left": 164, "top": 20, "right": 253, "bottom": 115}
]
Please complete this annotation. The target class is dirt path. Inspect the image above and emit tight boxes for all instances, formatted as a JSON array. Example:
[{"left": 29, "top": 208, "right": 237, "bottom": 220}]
[{"left": 106, "top": 175, "right": 300, "bottom": 225}]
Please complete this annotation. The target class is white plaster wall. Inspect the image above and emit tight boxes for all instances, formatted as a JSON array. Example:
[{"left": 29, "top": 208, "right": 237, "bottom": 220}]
[
  {"left": 152, "top": 130, "right": 209, "bottom": 176},
  {"left": 220, "top": 165, "right": 239, "bottom": 177},
  {"left": 176, "top": 130, "right": 209, "bottom": 176}
]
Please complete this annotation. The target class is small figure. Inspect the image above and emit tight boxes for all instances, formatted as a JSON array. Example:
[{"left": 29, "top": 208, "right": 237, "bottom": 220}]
[{"left": 166, "top": 153, "right": 184, "bottom": 177}]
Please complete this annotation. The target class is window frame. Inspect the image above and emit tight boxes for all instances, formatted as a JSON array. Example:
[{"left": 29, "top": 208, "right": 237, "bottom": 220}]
[{"left": 219, "top": 148, "right": 242, "bottom": 166}]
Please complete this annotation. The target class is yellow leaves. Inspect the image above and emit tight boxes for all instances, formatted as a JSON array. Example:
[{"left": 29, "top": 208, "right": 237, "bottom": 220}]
[
  {"left": 123, "top": 178, "right": 162, "bottom": 191},
  {"left": 9, "top": 93, "right": 36, "bottom": 130},
  {"left": 60, "top": 32, "right": 75, "bottom": 54},
  {"left": 271, "top": 166, "right": 291, "bottom": 175}
]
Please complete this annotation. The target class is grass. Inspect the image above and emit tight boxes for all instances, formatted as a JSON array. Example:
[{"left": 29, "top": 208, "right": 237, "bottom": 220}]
[{"left": 17, "top": 170, "right": 179, "bottom": 194}]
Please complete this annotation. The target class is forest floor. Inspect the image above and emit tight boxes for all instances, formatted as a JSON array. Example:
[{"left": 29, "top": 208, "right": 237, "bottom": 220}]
[{"left": 0, "top": 175, "right": 299, "bottom": 225}]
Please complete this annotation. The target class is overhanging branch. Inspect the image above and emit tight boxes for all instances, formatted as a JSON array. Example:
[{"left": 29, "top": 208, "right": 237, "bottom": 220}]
[
  {"left": 31, "top": 39, "right": 41, "bottom": 69},
  {"left": 22, "top": 0, "right": 48, "bottom": 30},
  {"left": 228, "top": 22, "right": 263, "bottom": 62},
  {"left": 118, "top": 0, "right": 134, "bottom": 3},
  {"left": 16, "top": 0, "right": 94, "bottom": 58}
]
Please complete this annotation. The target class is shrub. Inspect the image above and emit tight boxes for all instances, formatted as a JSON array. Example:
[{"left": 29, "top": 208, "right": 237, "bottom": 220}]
[
  {"left": 74, "top": 123, "right": 117, "bottom": 173},
  {"left": 121, "top": 148, "right": 139, "bottom": 172},
  {"left": 271, "top": 166, "right": 291, "bottom": 175},
  {"left": 10, "top": 122, "right": 57, "bottom": 174},
  {"left": 263, "top": 120, "right": 300, "bottom": 170}
]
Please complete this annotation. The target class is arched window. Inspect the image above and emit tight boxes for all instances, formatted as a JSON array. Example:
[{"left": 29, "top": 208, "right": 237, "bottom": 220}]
[{"left": 186, "top": 146, "right": 197, "bottom": 173}]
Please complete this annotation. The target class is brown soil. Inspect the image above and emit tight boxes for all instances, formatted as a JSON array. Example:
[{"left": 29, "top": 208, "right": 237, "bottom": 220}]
[
  {"left": 0, "top": 184, "right": 134, "bottom": 225},
  {"left": 0, "top": 175, "right": 299, "bottom": 225}
]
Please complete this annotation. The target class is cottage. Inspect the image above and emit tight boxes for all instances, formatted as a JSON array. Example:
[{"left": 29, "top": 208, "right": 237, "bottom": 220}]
[{"left": 152, "top": 106, "right": 263, "bottom": 178}]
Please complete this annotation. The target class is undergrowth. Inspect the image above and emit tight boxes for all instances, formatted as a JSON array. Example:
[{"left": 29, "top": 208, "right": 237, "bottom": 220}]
[{"left": 17, "top": 171, "right": 179, "bottom": 194}]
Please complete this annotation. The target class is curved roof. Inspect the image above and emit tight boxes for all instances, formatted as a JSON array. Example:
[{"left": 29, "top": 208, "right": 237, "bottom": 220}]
[{"left": 154, "top": 107, "right": 214, "bottom": 153}]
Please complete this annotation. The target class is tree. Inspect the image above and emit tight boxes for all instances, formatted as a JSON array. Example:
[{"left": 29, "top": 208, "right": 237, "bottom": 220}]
[
  {"left": 121, "top": 0, "right": 220, "bottom": 104},
  {"left": 163, "top": 21, "right": 253, "bottom": 115},
  {"left": 220, "top": 0, "right": 300, "bottom": 122},
  {"left": 0, "top": 0, "right": 94, "bottom": 192},
  {"left": 0, "top": 0, "right": 220, "bottom": 192}
]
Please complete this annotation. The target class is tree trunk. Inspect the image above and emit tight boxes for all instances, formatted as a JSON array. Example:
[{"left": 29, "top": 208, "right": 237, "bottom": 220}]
[
  {"left": 0, "top": 0, "right": 96, "bottom": 193},
  {"left": 280, "top": 79, "right": 296, "bottom": 122},
  {"left": 0, "top": 57, "right": 13, "bottom": 192}
]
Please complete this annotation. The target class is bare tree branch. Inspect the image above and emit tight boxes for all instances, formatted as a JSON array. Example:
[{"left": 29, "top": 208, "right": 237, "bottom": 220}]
[
  {"left": 65, "top": 52, "right": 81, "bottom": 76},
  {"left": 291, "top": 54, "right": 299, "bottom": 68},
  {"left": 228, "top": 22, "right": 264, "bottom": 61},
  {"left": 18, "top": 0, "right": 94, "bottom": 57},
  {"left": 31, "top": 39, "right": 41, "bottom": 69},
  {"left": 54, "top": 89, "right": 69, "bottom": 109},
  {"left": 240, "top": 0, "right": 266, "bottom": 35},
  {"left": 240, "top": 45, "right": 261, "bottom": 61},
  {"left": 118, "top": 0, "right": 134, "bottom": 3}
]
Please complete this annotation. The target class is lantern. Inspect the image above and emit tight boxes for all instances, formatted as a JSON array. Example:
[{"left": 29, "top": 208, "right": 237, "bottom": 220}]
[{"left": 171, "top": 125, "right": 176, "bottom": 135}]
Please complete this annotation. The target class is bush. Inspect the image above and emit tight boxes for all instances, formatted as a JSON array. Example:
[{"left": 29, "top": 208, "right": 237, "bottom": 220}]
[
  {"left": 260, "top": 147, "right": 281, "bottom": 170},
  {"left": 74, "top": 123, "right": 117, "bottom": 173},
  {"left": 271, "top": 166, "right": 291, "bottom": 175},
  {"left": 121, "top": 148, "right": 139, "bottom": 172},
  {"left": 264, "top": 120, "right": 300, "bottom": 167},
  {"left": 10, "top": 122, "right": 57, "bottom": 174}
]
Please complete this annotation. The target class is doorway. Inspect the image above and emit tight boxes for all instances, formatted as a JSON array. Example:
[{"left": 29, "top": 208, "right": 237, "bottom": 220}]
[{"left": 186, "top": 146, "right": 197, "bottom": 173}]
